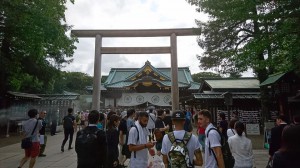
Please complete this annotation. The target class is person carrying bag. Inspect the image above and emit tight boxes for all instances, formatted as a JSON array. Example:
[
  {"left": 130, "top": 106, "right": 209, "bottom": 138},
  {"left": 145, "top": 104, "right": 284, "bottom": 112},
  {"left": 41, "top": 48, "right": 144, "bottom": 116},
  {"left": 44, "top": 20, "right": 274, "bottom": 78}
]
[
  {"left": 18, "top": 109, "right": 42, "bottom": 168},
  {"left": 21, "top": 120, "right": 38, "bottom": 149}
]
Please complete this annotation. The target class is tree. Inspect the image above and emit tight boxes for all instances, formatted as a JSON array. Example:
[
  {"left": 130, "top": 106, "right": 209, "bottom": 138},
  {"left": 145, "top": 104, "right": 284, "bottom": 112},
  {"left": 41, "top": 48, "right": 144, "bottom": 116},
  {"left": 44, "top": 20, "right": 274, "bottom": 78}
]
[
  {"left": 192, "top": 72, "right": 221, "bottom": 83},
  {"left": 53, "top": 71, "right": 93, "bottom": 95},
  {"left": 187, "top": 0, "right": 300, "bottom": 120},
  {"left": 0, "top": 0, "right": 77, "bottom": 95},
  {"left": 187, "top": 0, "right": 300, "bottom": 80}
]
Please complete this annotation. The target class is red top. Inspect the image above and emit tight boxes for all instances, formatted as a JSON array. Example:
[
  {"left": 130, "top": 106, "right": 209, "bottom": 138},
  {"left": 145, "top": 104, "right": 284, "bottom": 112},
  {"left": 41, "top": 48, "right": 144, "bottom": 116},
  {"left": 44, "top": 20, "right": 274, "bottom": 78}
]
[{"left": 198, "top": 126, "right": 205, "bottom": 134}]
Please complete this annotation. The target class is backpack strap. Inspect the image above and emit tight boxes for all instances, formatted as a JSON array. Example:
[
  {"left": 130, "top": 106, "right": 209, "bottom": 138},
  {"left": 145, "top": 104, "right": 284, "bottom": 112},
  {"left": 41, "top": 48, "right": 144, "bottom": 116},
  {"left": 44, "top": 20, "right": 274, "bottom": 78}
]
[
  {"left": 167, "top": 132, "right": 176, "bottom": 144},
  {"left": 31, "top": 120, "right": 38, "bottom": 136},
  {"left": 149, "top": 115, "right": 155, "bottom": 123},
  {"left": 206, "top": 127, "right": 222, "bottom": 165},
  {"left": 231, "top": 128, "right": 235, "bottom": 135},
  {"left": 182, "top": 132, "right": 193, "bottom": 166},
  {"left": 132, "top": 125, "right": 139, "bottom": 158},
  {"left": 182, "top": 131, "right": 192, "bottom": 145}
]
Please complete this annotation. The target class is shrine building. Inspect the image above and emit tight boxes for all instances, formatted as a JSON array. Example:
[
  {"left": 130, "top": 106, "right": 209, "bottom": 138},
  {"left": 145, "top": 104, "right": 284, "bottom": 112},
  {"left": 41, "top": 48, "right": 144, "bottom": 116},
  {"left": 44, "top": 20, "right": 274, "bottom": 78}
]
[{"left": 88, "top": 61, "right": 201, "bottom": 109}]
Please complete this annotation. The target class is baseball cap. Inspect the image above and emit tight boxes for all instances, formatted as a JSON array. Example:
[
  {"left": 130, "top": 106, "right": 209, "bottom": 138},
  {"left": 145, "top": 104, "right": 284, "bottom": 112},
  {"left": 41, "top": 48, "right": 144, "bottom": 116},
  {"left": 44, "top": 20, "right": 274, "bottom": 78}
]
[{"left": 172, "top": 111, "right": 185, "bottom": 120}]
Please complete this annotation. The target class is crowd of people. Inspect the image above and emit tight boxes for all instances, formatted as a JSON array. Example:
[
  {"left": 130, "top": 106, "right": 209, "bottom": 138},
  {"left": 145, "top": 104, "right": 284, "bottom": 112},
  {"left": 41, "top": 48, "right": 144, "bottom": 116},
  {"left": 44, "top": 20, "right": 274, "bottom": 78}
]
[{"left": 17, "top": 107, "right": 300, "bottom": 168}]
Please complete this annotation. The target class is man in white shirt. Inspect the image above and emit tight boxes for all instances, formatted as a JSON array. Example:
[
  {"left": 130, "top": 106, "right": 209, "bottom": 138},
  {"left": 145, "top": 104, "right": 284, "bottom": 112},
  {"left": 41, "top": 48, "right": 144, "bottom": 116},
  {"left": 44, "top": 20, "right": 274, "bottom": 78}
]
[
  {"left": 161, "top": 111, "right": 203, "bottom": 168},
  {"left": 128, "top": 111, "right": 155, "bottom": 168},
  {"left": 198, "top": 109, "right": 225, "bottom": 168}
]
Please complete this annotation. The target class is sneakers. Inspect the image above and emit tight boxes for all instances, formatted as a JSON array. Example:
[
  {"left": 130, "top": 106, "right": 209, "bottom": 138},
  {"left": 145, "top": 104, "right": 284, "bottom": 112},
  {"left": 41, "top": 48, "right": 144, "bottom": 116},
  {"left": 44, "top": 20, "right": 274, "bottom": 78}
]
[
  {"left": 38, "top": 154, "right": 46, "bottom": 157},
  {"left": 68, "top": 147, "right": 73, "bottom": 150}
]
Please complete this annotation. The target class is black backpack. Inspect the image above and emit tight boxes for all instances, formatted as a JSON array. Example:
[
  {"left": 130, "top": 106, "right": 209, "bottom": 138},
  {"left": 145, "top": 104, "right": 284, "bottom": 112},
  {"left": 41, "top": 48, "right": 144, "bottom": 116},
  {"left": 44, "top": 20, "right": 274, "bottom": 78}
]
[
  {"left": 75, "top": 129, "right": 100, "bottom": 156},
  {"left": 207, "top": 128, "right": 235, "bottom": 168}
]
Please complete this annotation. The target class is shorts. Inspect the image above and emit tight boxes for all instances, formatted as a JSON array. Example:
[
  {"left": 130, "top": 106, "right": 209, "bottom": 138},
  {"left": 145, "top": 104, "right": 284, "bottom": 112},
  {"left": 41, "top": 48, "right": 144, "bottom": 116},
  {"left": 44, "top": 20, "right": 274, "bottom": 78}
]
[{"left": 25, "top": 142, "right": 40, "bottom": 158}]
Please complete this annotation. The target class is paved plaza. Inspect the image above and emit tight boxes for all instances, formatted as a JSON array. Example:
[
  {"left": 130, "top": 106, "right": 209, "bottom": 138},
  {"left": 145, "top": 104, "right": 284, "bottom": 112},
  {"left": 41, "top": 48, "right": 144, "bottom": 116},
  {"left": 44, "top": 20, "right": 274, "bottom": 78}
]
[{"left": 0, "top": 131, "right": 269, "bottom": 168}]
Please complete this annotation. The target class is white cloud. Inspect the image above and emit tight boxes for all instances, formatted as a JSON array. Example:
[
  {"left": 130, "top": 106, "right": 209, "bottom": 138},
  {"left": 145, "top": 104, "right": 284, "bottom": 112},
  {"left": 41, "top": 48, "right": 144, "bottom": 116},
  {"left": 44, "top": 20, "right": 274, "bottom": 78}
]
[{"left": 63, "top": 0, "right": 208, "bottom": 76}]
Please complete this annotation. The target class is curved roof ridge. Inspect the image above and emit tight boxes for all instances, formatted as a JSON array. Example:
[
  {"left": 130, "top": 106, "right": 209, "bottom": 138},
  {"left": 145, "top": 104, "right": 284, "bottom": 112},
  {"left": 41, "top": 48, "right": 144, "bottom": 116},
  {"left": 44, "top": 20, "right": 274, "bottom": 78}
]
[{"left": 124, "top": 61, "right": 171, "bottom": 81}]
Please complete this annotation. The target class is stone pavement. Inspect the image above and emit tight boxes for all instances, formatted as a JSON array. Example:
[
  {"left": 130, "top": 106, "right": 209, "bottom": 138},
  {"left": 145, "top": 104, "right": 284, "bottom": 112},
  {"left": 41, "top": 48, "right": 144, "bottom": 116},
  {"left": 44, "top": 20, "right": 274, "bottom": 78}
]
[{"left": 0, "top": 132, "right": 269, "bottom": 168}]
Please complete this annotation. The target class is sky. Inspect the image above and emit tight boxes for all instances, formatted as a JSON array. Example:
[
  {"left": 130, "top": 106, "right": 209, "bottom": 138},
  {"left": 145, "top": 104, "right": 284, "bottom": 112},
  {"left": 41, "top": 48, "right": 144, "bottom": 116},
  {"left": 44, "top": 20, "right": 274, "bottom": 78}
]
[{"left": 63, "top": 0, "right": 253, "bottom": 77}]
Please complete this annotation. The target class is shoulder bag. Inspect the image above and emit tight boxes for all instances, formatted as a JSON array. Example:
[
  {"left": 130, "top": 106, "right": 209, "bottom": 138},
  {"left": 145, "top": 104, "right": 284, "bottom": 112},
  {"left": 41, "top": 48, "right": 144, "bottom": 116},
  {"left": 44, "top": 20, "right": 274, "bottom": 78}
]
[{"left": 21, "top": 120, "right": 38, "bottom": 149}]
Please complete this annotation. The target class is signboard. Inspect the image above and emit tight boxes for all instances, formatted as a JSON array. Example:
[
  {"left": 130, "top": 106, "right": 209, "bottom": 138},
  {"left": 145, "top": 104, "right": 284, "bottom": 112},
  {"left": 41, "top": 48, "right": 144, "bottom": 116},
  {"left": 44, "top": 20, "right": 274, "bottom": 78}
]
[{"left": 246, "top": 124, "right": 260, "bottom": 135}]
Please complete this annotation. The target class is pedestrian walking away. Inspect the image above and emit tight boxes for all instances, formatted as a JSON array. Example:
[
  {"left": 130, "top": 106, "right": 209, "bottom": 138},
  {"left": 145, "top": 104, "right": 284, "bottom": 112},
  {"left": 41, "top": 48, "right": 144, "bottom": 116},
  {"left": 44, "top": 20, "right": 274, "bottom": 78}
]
[
  {"left": 161, "top": 110, "right": 203, "bottom": 168},
  {"left": 75, "top": 110, "right": 108, "bottom": 168},
  {"left": 228, "top": 121, "right": 254, "bottom": 168},
  {"left": 18, "top": 109, "right": 43, "bottom": 168},
  {"left": 61, "top": 107, "right": 76, "bottom": 152}
]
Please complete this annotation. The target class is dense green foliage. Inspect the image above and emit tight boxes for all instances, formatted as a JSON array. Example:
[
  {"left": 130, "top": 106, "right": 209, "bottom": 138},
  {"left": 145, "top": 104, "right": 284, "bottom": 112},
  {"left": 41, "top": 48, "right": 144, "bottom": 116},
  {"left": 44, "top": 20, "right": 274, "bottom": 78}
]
[
  {"left": 187, "top": 0, "right": 300, "bottom": 82},
  {"left": 53, "top": 71, "right": 93, "bottom": 94},
  {"left": 0, "top": 0, "right": 77, "bottom": 95},
  {"left": 192, "top": 72, "right": 221, "bottom": 83}
]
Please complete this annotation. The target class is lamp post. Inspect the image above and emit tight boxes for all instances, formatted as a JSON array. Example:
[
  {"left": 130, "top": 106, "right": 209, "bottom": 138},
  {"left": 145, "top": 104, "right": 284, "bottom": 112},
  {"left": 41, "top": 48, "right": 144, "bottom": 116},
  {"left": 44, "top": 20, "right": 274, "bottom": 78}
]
[{"left": 222, "top": 92, "right": 233, "bottom": 120}]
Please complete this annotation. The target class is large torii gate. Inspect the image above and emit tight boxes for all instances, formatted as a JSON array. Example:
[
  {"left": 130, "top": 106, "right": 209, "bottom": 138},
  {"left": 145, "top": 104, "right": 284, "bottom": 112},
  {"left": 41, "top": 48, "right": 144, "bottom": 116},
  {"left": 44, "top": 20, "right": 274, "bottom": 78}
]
[{"left": 71, "top": 28, "right": 195, "bottom": 112}]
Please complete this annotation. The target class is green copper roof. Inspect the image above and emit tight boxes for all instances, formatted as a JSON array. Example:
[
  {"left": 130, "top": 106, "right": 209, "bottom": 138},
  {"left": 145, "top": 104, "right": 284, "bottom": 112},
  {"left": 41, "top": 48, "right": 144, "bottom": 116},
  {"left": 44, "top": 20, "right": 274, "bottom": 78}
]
[
  {"left": 260, "top": 72, "right": 286, "bottom": 86},
  {"left": 205, "top": 78, "right": 260, "bottom": 89},
  {"left": 189, "top": 82, "right": 201, "bottom": 90},
  {"left": 103, "top": 61, "right": 200, "bottom": 90}
]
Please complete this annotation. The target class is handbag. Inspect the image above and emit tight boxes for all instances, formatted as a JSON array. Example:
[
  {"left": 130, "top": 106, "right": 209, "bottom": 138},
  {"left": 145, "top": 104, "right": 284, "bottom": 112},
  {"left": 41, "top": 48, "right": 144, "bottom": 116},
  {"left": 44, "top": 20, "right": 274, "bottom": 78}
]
[{"left": 21, "top": 120, "right": 38, "bottom": 149}]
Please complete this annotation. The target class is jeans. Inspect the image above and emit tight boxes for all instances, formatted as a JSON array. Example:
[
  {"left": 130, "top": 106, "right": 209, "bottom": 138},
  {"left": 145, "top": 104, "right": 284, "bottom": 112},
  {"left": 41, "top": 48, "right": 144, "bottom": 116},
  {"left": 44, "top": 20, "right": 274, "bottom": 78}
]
[{"left": 61, "top": 128, "right": 74, "bottom": 149}]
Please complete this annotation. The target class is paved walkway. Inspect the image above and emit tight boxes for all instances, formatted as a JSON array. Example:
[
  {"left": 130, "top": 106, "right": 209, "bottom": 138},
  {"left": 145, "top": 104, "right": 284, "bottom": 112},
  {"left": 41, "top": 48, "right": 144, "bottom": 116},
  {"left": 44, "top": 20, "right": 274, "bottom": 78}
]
[{"left": 0, "top": 132, "right": 269, "bottom": 168}]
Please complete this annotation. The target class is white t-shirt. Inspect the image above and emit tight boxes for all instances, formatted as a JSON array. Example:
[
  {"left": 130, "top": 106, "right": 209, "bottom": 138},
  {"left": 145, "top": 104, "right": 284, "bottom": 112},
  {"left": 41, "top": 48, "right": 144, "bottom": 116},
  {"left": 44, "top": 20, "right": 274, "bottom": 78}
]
[
  {"left": 228, "top": 134, "right": 253, "bottom": 168},
  {"left": 161, "top": 130, "right": 201, "bottom": 165},
  {"left": 205, "top": 123, "right": 221, "bottom": 168},
  {"left": 22, "top": 118, "right": 42, "bottom": 142},
  {"left": 227, "top": 128, "right": 236, "bottom": 138},
  {"left": 147, "top": 113, "right": 156, "bottom": 129},
  {"left": 127, "top": 126, "right": 149, "bottom": 168},
  {"left": 227, "top": 129, "right": 245, "bottom": 138}
]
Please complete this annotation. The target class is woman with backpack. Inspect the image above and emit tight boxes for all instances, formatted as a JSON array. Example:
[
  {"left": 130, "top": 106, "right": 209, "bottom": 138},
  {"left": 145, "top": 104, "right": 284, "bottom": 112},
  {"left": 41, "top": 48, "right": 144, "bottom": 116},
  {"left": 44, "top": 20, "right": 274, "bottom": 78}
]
[{"left": 228, "top": 121, "right": 254, "bottom": 168}]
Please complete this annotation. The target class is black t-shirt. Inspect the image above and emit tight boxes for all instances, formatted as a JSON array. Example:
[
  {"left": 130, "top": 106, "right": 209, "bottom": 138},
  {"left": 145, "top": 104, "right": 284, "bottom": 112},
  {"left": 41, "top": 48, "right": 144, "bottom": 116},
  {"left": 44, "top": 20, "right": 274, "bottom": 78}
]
[
  {"left": 118, "top": 118, "right": 127, "bottom": 135},
  {"left": 155, "top": 117, "right": 164, "bottom": 128},
  {"left": 155, "top": 117, "right": 166, "bottom": 136},
  {"left": 163, "top": 115, "right": 173, "bottom": 132},
  {"left": 219, "top": 120, "right": 228, "bottom": 139},
  {"left": 63, "top": 114, "right": 75, "bottom": 129},
  {"left": 106, "top": 127, "right": 119, "bottom": 165}
]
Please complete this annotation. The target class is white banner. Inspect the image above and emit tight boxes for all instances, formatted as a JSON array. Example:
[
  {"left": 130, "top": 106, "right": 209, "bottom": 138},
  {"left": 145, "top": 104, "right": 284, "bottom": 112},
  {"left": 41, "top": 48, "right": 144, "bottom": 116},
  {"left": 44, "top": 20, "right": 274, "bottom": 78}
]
[{"left": 116, "top": 93, "right": 172, "bottom": 107}]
